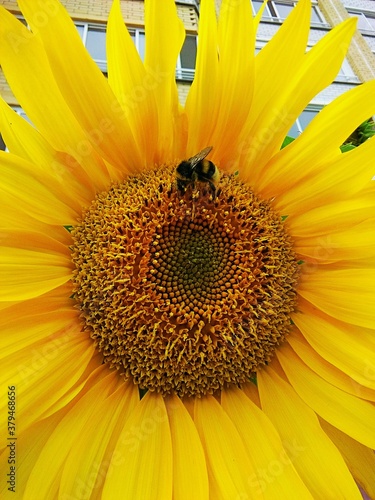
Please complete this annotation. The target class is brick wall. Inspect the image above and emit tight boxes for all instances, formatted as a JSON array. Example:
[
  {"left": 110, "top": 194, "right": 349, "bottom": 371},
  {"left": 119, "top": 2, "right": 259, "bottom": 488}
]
[
  {"left": 177, "top": 81, "right": 190, "bottom": 105},
  {"left": 0, "top": 0, "right": 198, "bottom": 28}
]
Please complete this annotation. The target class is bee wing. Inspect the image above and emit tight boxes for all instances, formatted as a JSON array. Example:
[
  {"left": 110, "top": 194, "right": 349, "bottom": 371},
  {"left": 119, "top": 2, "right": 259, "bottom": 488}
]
[{"left": 187, "top": 146, "right": 213, "bottom": 168}]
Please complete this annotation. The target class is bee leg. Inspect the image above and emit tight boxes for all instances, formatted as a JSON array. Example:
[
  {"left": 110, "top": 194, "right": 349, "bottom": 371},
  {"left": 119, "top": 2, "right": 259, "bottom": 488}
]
[
  {"left": 208, "top": 181, "right": 217, "bottom": 200},
  {"left": 177, "top": 178, "right": 188, "bottom": 194}
]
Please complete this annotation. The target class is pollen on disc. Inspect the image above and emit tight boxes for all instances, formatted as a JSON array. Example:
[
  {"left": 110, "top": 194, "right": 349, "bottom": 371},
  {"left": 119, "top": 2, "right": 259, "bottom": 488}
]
[{"left": 70, "top": 165, "right": 299, "bottom": 397}]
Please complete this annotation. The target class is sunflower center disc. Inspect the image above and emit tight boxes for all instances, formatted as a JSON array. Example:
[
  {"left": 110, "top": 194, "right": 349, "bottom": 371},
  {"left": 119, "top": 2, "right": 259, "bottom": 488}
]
[{"left": 71, "top": 165, "right": 299, "bottom": 397}]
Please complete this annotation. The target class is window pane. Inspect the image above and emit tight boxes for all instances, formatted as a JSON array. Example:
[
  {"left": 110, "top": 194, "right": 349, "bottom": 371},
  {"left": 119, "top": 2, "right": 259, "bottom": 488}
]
[
  {"left": 274, "top": 2, "right": 294, "bottom": 19},
  {"left": 287, "top": 122, "right": 300, "bottom": 138},
  {"left": 349, "top": 12, "right": 371, "bottom": 31},
  {"left": 251, "top": 1, "right": 271, "bottom": 17},
  {"left": 86, "top": 28, "right": 106, "bottom": 61},
  {"left": 0, "top": 134, "right": 6, "bottom": 151},
  {"left": 311, "top": 6, "right": 323, "bottom": 24},
  {"left": 366, "top": 15, "right": 375, "bottom": 31},
  {"left": 298, "top": 109, "right": 318, "bottom": 130},
  {"left": 138, "top": 32, "right": 145, "bottom": 61},
  {"left": 76, "top": 24, "right": 84, "bottom": 39},
  {"left": 180, "top": 36, "right": 196, "bottom": 69},
  {"left": 252, "top": 0, "right": 264, "bottom": 14}
]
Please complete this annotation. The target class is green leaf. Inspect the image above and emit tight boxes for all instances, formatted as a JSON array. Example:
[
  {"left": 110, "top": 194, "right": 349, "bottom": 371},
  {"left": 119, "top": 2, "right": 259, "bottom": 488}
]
[
  {"left": 340, "top": 143, "right": 356, "bottom": 153},
  {"left": 281, "top": 135, "right": 295, "bottom": 149}
]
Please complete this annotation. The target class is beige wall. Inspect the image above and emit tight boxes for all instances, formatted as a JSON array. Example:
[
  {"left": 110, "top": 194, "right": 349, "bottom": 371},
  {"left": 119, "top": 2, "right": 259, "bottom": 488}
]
[
  {"left": 0, "top": 0, "right": 198, "bottom": 27},
  {"left": 318, "top": 0, "right": 375, "bottom": 80}
]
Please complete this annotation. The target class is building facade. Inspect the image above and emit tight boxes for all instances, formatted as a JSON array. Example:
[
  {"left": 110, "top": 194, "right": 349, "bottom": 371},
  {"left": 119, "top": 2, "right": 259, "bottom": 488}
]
[{"left": 0, "top": 0, "right": 374, "bottom": 149}]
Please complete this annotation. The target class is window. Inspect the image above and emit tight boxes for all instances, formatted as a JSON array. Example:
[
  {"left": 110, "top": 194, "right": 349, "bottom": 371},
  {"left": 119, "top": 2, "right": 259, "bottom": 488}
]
[
  {"left": 176, "top": 0, "right": 199, "bottom": 10},
  {"left": 76, "top": 23, "right": 196, "bottom": 81},
  {"left": 348, "top": 11, "right": 375, "bottom": 34},
  {"left": 288, "top": 107, "right": 321, "bottom": 138},
  {"left": 251, "top": 1, "right": 328, "bottom": 26},
  {"left": 336, "top": 58, "right": 360, "bottom": 84},
  {"left": 177, "top": 35, "right": 197, "bottom": 81},
  {"left": 129, "top": 29, "right": 146, "bottom": 61},
  {"left": 76, "top": 23, "right": 107, "bottom": 71}
]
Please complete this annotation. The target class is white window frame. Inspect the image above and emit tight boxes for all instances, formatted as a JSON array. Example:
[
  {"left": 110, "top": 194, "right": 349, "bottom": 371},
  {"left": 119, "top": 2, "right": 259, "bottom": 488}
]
[
  {"left": 289, "top": 105, "right": 322, "bottom": 137},
  {"left": 348, "top": 9, "right": 375, "bottom": 35},
  {"left": 176, "top": 34, "right": 197, "bottom": 82},
  {"left": 251, "top": 1, "right": 329, "bottom": 28},
  {"left": 76, "top": 22, "right": 107, "bottom": 72},
  {"left": 176, "top": 0, "right": 199, "bottom": 11},
  {"left": 76, "top": 23, "right": 196, "bottom": 82}
]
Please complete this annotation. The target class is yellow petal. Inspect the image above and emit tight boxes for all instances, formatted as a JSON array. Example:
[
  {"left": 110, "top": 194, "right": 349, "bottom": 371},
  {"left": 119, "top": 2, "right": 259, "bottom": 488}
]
[
  {"left": 102, "top": 392, "right": 173, "bottom": 499},
  {"left": 209, "top": 0, "right": 255, "bottom": 168},
  {"left": 293, "top": 299, "right": 375, "bottom": 391},
  {"left": 0, "top": 304, "right": 77, "bottom": 359},
  {"left": 0, "top": 97, "right": 95, "bottom": 208},
  {"left": 0, "top": 7, "right": 110, "bottom": 189},
  {"left": 258, "top": 365, "right": 362, "bottom": 498},
  {"left": 0, "top": 227, "right": 71, "bottom": 302},
  {"left": 0, "top": 201, "right": 72, "bottom": 248},
  {"left": 243, "top": 16, "right": 356, "bottom": 184},
  {"left": 297, "top": 221, "right": 375, "bottom": 263},
  {"left": 260, "top": 79, "right": 375, "bottom": 206},
  {"left": 242, "top": 380, "right": 262, "bottom": 408},
  {"left": 275, "top": 135, "right": 375, "bottom": 216},
  {"left": 0, "top": 152, "right": 79, "bottom": 225},
  {"left": 222, "top": 387, "right": 312, "bottom": 499},
  {"left": 298, "top": 267, "right": 375, "bottom": 329},
  {"left": 320, "top": 418, "right": 375, "bottom": 500},
  {"left": 277, "top": 343, "right": 375, "bottom": 449},
  {"left": 165, "top": 394, "right": 209, "bottom": 500},
  {"left": 17, "top": 0, "right": 142, "bottom": 173},
  {"left": 239, "top": 0, "right": 311, "bottom": 179},
  {"left": 194, "top": 394, "right": 257, "bottom": 499},
  {"left": 2, "top": 229, "right": 68, "bottom": 258},
  {"left": 287, "top": 192, "right": 375, "bottom": 262},
  {"left": 144, "top": 0, "right": 186, "bottom": 162},
  {"left": 185, "top": 0, "right": 219, "bottom": 153},
  {"left": 0, "top": 397, "right": 72, "bottom": 498},
  {"left": 23, "top": 368, "right": 126, "bottom": 498},
  {"left": 286, "top": 185, "right": 375, "bottom": 237},
  {"left": 288, "top": 329, "right": 375, "bottom": 402},
  {"left": 60, "top": 380, "right": 139, "bottom": 499},
  {"left": 107, "top": 0, "right": 158, "bottom": 166},
  {"left": 1, "top": 331, "right": 95, "bottom": 435}
]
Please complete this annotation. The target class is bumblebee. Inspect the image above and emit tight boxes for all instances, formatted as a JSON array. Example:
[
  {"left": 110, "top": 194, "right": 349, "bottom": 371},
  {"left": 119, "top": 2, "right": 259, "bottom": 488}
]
[{"left": 176, "top": 146, "right": 220, "bottom": 198}]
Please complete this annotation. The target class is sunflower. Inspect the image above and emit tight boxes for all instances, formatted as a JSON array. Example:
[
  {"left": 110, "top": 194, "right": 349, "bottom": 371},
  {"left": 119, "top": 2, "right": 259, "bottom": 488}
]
[{"left": 1, "top": 0, "right": 375, "bottom": 497}]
